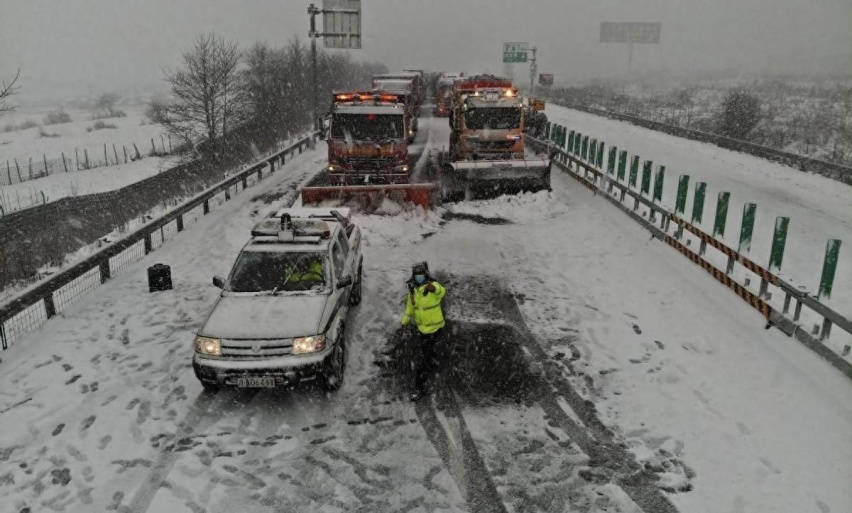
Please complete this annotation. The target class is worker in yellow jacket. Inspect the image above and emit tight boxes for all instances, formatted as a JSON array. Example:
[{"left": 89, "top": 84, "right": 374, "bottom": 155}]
[{"left": 399, "top": 261, "right": 446, "bottom": 401}]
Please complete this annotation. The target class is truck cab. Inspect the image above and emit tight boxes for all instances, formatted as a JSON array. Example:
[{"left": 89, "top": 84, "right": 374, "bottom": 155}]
[
  {"left": 450, "top": 78, "right": 526, "bottom": 161},
  {"left": 326, "top": 91, "right": 410, "bottom": 184},
  {"left": 192, "top": 208, "right": 363, "bottom": 392}
]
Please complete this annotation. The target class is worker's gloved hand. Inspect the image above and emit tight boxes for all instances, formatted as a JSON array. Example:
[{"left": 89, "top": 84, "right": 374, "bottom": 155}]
[{"left": 424, "top": 283, "right": 436, "bottom": 293}]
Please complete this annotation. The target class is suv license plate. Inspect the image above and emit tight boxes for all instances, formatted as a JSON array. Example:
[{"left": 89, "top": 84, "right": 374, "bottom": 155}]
[{"left": 237, "top": 377, "right": 276, "bottom": 388}]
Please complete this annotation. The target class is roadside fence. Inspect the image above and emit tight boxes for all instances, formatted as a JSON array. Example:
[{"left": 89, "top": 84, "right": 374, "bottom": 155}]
[
  {"left": 532, "top": 122, "right": 851, "bottom": 379},
  {"left": 1, "top": 135, "right": 174, "bottom": 186},
  {"left": 0, "top": 132, "right": 320, "bottom": 350}
]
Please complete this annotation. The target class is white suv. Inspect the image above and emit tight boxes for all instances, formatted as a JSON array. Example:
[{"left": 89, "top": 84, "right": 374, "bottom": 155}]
[{"left": 192, "top": 208, "right": 363, "bottom": 391}]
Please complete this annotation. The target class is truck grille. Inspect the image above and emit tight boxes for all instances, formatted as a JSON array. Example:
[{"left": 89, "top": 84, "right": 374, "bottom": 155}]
[
  {"left": 468, "top": 140, "right": 516, "bottom": 150},
  {"left": 339, "top": 157, "right": 396, "bottom": 170},
  {"left": 220, "top": 339, "right": 293, "bottom": 359}
]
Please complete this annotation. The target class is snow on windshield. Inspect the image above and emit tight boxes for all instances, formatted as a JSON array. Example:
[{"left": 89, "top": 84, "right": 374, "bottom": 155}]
[
  {"left": 463, "top": 107, "right": 522, "bottom": 130},
  {"left": 331, "top": 113, "right": 404, "bottom": 141}
]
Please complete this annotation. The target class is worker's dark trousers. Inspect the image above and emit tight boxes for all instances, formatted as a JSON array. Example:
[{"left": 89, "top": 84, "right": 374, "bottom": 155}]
[{"left": 414, "top": 328, "right": 446, "bottom": 394}]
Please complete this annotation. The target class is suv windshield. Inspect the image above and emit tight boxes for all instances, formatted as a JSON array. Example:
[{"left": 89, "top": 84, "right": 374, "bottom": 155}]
[
  {"left": 226, "top": 251, "right": 326, "bottom": 293},
  {"left": 331, "top": 113, "right": 404, "bottom": 141},
  {"left": 463, "top": 107, "right": 521, "bottom": 130}
]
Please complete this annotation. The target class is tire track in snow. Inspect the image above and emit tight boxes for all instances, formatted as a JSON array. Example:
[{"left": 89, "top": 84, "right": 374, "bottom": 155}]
[
  {"left": 415, "top": 390, "right": 509, "bottom": 513},
  {"left": 486, "top": 281, "right": 680, "bottom": 513}
]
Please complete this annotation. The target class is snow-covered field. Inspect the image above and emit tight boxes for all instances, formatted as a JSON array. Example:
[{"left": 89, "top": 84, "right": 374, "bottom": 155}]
[
  {"left": 0, "top": 105, "right": 166, "bottom": 165},
  {"left": 0, "top": 157, "right": 174, "bottom": 211},
  {"left": 0, "top": 115, "right": 850, "bottom": 513},
  {"left": 544, "top": 103, "right": 852, "bottom": 323}
]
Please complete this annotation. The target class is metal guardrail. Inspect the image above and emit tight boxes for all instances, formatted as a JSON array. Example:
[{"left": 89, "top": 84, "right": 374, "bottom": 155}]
[
  {"left": 544, "top": 100, "right": 852, "bottom": 186},
  {"left": 528, "top": 135, "right": 852, "bottom": 380},
  {"left": 0, "top": 132, "right": 321, "bottom": 349}
]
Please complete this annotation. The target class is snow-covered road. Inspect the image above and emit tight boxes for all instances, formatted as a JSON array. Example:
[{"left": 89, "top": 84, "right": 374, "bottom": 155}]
[{"left": 0, "top": 114, "right": 850, "bottom": 513}]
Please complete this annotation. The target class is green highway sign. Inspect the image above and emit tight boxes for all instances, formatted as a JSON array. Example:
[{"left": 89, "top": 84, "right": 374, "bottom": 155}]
[{"left": 503, "top": 42, "right": 529, "bottom": 63}]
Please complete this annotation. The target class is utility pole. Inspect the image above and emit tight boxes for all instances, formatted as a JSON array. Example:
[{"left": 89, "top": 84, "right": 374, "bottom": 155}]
[
  {"left": 529, "top": 46, "right": 538, "bottom": 98},
  {"left": 308, "top": 4, "right": 321, "bottom": 132},
  {"left": 307, "top": 1, "right": 362, "bottom": 133}
]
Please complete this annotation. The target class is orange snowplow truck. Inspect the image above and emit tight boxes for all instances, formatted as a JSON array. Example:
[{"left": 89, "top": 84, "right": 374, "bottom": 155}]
[
  {"left": 449, "top": 76, "right": 525, "bottom": 160},
  {"left": 300, "top": 90, "right": 435, "bottom": 210},
  {"left": 326, "top": 90, "right": 411, "bottom": 185},
  {"left": 442, "top": 75, "right": 551, "bottom": 200}
]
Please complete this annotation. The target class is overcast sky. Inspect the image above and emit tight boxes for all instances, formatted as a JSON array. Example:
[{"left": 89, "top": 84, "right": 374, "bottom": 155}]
[{"left": 2, "top": 0, "right": 850, "bottom": 104}]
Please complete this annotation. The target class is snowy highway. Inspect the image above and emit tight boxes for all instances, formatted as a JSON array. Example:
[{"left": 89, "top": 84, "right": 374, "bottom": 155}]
[{"left": 1, "top": 115, "right": 851, "bottom": 513}]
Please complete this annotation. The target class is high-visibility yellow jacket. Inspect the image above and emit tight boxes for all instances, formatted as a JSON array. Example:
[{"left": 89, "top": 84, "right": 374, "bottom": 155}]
[
  {"left": 401, "top": 281, "right": 446, "bottom": 334},
  {"left": 285, "top": 261, "right": 324, "bottom": 282}
]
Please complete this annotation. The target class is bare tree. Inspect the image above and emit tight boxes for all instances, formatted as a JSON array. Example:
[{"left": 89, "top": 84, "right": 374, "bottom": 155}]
[
  {"left": 157, "top": 33, "right": 244, "bottom": 162},
  {"left": 0, "top": 68, "right": 21, "bottom": 117},
  {"left": 94, "top": 92, "right": 125, "bottom": 118}
]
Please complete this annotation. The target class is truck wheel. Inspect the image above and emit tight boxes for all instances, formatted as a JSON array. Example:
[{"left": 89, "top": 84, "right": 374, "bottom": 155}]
[
  {"left": 324, "top": 326, "right": 346, "bottom": 391},
  {"left": 349, "top": 266, "right": 362, "bottom": 306},
  {"left": 440, "top": 164, "right": 462, "bottom": 203}
]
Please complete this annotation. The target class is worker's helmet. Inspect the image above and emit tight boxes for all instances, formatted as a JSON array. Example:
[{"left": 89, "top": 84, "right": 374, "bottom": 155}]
[{"left": 411, "top": 261, "right": 429, "bottom": 276}]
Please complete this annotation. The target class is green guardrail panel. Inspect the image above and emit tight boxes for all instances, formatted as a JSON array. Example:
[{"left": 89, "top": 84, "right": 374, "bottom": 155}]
[
  {"left": 629, "top": 155, "right": 639, "bottom": 188},
  {"left": 738, "top": 203, "right": 757, "bottom": 254},
  {"left": 713, "top": 191, "right": 730, "bottom": 238},
  {"left": 768, "top": 216, "right": 789, "bottom": 272},
  {"left": 692, "top": 182, "right": 707, "bottom": 224},
  {"left": 675, "top": 175, "right": 689, "bottom": 214},
  {"left": 607, "top": 147, "right": 617, "bottom": 175},
  {"left": 818, "top": 239, "right": 842, "bottom": 299},
  {"left": 653, "top": 165, "right": 665, "bottom": 203},
  {"left": 641, "top": 160, "right": 652, "bottom": 195}
]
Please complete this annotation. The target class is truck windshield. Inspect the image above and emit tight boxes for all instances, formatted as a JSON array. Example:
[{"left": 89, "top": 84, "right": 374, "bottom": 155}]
[
  {"left": 463, "top": 107, "right": 522, "bottom": 130},
  {"left": 226, "top": 251, "right": 326, "bottom": 293},
  {"left": 331, "top": 114, "right": 404, "bottom": 141}
]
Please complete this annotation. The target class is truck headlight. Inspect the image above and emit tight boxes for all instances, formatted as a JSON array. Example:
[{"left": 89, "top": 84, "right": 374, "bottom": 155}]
[
  {"left": 292, "top": 335, "right": 327, "bottom": 355},
  {"left": 393, "top": 165, "right": 409, "bottom": 173},
  {"left": 328, "top": 164, "right": 343, "bottom": 172},
  {"left": 194, "top": 336, "right": 221, "bottom": 356}
]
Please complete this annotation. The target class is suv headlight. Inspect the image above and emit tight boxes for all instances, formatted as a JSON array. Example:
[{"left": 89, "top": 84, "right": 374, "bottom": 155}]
[
  {"left": 292, "top": 335, "right": 327, "bottom": 355},
  {"left": 194, "top": 336, "right": 221, "bottom": 356}
]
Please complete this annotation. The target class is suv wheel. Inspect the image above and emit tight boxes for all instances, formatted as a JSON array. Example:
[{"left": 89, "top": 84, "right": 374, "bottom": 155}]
[
  {"left": 349, "top": 266, "right": 362, "bottom": 306},
  {"left": 323, "top": 326, "right": 346, "bottom": 391},
  {"left": 200, "top": 380, "right": 221, "bottom": 393}
]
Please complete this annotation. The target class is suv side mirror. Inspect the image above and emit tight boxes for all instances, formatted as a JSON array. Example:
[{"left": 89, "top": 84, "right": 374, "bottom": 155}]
[
  {"left": 336, "top": 275, "right": 353, "bottom": 289},
  {"left": 212, "top": 276, "right": 225, "bottom": 289}
]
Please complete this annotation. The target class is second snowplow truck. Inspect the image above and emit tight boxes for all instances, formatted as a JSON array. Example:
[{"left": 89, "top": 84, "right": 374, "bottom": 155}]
[{"left": 443, "top": 75, "right": 551, "bottom": 200}]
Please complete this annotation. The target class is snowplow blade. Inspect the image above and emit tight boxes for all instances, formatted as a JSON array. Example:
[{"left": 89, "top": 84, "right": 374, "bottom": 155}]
[
  {"left": 445, "top": 157, "right": 551, "bottom": 200},
  {"left": 300, "top": 183, "right": 437, "bottom": 210}
]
